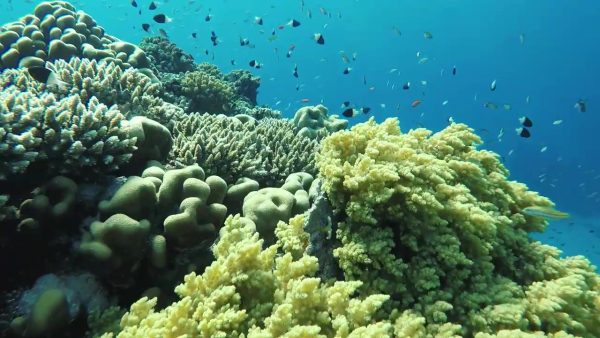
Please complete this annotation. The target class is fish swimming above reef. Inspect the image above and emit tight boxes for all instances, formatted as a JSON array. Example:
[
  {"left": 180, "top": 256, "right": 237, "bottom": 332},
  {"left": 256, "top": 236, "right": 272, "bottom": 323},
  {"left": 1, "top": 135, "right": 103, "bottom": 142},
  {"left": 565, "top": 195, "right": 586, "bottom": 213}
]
[
  {"left": 153, "top": 14, "right": 172, "bottom": 23},
  {"left": 314, "top": 33, "right": 325, "bottom": 45},
  {"left": 574, "top": 99, "right": 587, "bottom": 112},
  {"left": 27, "top": 66, "right": 67, "bottom": 90},
  {"left": 522, "top": 206, "right": 570, "bottom": 220}
]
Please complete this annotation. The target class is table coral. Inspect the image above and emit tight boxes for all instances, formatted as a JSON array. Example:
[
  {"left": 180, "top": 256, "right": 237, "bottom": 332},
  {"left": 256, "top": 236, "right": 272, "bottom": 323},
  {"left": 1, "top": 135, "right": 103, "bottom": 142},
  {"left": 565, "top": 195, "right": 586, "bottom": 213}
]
[{"left": 315, "top": 118, "right": 600, "bottom": 336}]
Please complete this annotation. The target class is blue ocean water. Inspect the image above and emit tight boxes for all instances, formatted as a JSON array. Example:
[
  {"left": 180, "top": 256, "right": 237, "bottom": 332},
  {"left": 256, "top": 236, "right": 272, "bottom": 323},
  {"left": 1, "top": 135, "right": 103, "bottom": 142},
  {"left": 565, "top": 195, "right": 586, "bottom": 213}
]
[{"left": 2, "top": 0, "right": 598, "bottom": 265}]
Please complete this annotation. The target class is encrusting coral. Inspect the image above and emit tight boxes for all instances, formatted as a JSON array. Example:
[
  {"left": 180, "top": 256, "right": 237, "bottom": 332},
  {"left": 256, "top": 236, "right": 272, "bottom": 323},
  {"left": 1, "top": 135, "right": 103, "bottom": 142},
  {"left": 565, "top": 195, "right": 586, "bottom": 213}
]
[
  {"left": 0, "top": 1, "right": 150, "bottom": 70},
  {"left": 114, "top": 215, "right": 394, "bottom": 337},
  {"left": 170, "top": 112, "right": 319, "bottom": 186},
  {"left": 315, "top": 118, "right": 600, "bottom": 336}
]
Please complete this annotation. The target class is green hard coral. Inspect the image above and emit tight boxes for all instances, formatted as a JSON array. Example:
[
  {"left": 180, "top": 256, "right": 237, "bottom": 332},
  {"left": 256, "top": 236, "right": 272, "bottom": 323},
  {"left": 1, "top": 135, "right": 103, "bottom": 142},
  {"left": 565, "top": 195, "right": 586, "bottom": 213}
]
[{"left": 316, "top": 118, "right": 600, "bottom": 336}]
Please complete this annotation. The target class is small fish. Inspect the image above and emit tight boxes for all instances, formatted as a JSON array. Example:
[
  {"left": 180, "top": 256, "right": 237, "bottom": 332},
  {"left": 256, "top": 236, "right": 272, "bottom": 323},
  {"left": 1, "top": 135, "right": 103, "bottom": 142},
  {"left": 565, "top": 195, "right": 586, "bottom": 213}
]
[
  {"left": 131, "top": 0, "right": 138, "bottom": 7},
  {"left": 420, "top": 80, "right": 427, "bottom": 86},
  {"left": 288, "top": 19, "right": 301, "bottom": 27},
  {"left": 301, "top": 98, "right": 310, "bottom": 103},
  {"left": 192, "top": 32, "right": 197, "bottom": 38},
  {"left": 368, "top": 86, "right": 376, "bottom": 91},
  {"left": 292, "top": 64, "right": 298, "bottom": 78},
  {"left": 526, "top": 95, "right": 530, "bottom": 104},
  {"left": 254, "top": 16, "right": 263, "bottom": 25},
  {"left": 442, "top": 100, "right": 448, "bottom": 106},
  {"left": 361, "top": 107, "right": 371, "bottom": 114},
  {"left": 519, "top": 33, "right": 525, "bottom": 45},
  {"left": 341, "top": 101, "right": 350, "bottom": 108},
  {"left": 540, "top": 146, "right": 548, "bottom": 153},
  {"left": 27, "top": 66, "right": 67, "bottom": 90},
  {"left": 553, "top": 120, "right": 563, "bottom": 125},
  {"left": 484, "top": 102, "right": 498, "bottom": 109},
  {"left": 522, "top": 205, "right": 569, "bottom": 220},
  {"left": 380, "top": 103, "right": 386, "bottom": 109},
  {"left": 210, "top": 31, "right": 219, "bottom": 46},
  {"left": 363, "top": 75, "right": 367, "bottom": 85},
  {"left": 389, "top": 68, "right": 398, "bottom": 74},
  {"left": 452, "top": 66, "right": 456, "bottom": 75},
  {"left": 519, "top": 116, "right": 533, "bottom": 127},
  {"left": 314, "top": 33, "right": 325, "bottom": 45},
  {"left": 515, "top": 127, "right": 531, "bottom": 138},
  {"left": 490, "top": 79, "right": 497, "bottom": 91},
  {"left": 153, "top": 14, "right": 171, "bottom": 23},
  {"left": 248, "top": 60, "right": 262, "bottom": 69},
  {"left": 402, "top": 82, "right": 410, "bottom": 90},
  {"left": 423, "top": 31, "right": 433, "bottom": 39},
  {"left": 503, "top": 104, "right": 511, "bottom": 111},
  {"left": 418, "top": 57, "right": 429, "bottom": 64},
  {"left": 342, "top": 107, "right": 356, "bottom": 117},
  {"left": 158, "top": 28, "right": 168, "bottom": 38},
  {"left": 205, "top": 14, "right": 212, "bottom": 22},
  {"left": 141, "top": 23, "right": 150, "bottom": 32},
  {"left": 343, "top": 67, "right": 352, "bottom": 75},
  {"left": 411, "top": 99, "right": 421, "bottom": 108},
  {"left": 240, "top": 38, "right": 250, "bottom": 46},
  {"left": 574, "top": 99, "right": 586, "bottom": 112},
  {"left": 148, "top": 1, "right": 156, "bottom": 10},
  {"left": 230, "top": 59, "right": 236, "bottom": 65}
]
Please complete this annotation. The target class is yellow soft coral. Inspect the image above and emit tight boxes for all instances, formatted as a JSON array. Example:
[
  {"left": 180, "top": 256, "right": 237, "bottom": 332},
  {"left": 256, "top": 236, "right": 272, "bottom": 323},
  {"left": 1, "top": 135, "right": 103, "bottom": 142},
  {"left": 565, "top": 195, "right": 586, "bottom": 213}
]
[
  {"left": 316, "top": 118, "right": 600, "bottom": 336},
  {"left": 117, "top": 215, "right": 393, "bottom": 337}
]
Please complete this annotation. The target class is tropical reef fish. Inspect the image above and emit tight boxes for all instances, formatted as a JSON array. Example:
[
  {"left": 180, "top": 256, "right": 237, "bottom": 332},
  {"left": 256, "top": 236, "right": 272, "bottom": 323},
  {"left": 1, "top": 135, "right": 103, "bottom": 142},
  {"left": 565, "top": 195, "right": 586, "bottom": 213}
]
[
  {"left": 314, "top": 33, "right": 325, "bottom": 45},
  {"left": 452, "top": 66, "right": 457, "bottom": 75},
  {"left": 574, "top": 99, "right": 586, "bottom": 112},
  {"left": 153, "top": 14, "right": 171, "bottom": 23},
  {"left": 490, "top": 79, "right": 497, "bottom": 91},
  {"left": 515, "top": 127, "right": 530, "bottom": 138},
  {"left": 292, "top": 64, "right": 298, "bottom": 78},
  {"left": 248, "top": 60, "right": 262, "bottom": 69},
  {"left": 27, "top": 66, "right": 67, "bottom": 90},
  {"left": 519, "top": 116, "right": 533, "bottom": 127},
  {"left": 522, "top": 206, "right": 570, "bottom": 220},
  {"left": 411, "top": 99, "right": 421, "bottom": 108},
  {"left": 403, "top": 82, "right": 410, "bottom": 90},
  {"left": 149, "top": 1, "right": 156, "bottom": 10},
  {"left": 288, "top": 19, "right": 301, "bottom": 27},
  {"left": 130, "top": 0, "right": 137, "bottom": 7},
  {"left": 254, "top": 16, "right": 263, "bottom": 25},
  {"left": 553, "top": 120, "right": 563, "bottom": 125},
  {"left": 484, "top": 102, "right": 498, "bottom": 109},
  {"left": 343, "top": 67, "right": 352, "bottom": 75},
  {"left": 142, "top": 23, "right": 150, "bottom": 32},
  {"left": 423, "top": 31, "right": 433, "bottom": 39}
]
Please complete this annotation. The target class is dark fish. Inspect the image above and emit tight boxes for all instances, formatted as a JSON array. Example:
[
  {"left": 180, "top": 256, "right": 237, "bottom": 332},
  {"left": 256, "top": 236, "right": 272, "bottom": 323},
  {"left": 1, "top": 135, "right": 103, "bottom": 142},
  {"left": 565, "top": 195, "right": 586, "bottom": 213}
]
[
  {"left": 342, "top": 107, "right": 355, "bottom": 117},
  {"left": 240, "top": 38, "right": 249, "bottom": 46},
  {"left": 516, "top": 127, "right": 531, "bottom": 138},
  {"left": 204, "top": 49, "right": 209, "bottom": 55},
  {"left": 255, "top": 16, "right": 263, "bottom": 25},
  {"left": 361, "top": 107, "right": 371, "bottom": 114},
  {"left": 210, "top": 31, "right": 218, "bottom": 46},
  {"left": 402, "top": 82, "right": 410, "bottom": 90},
  {"left": 149, "top": 1, "right": 156, "bottom": 10},
  {"left": 131, "top": 0, "right": 137, "bottom": 7},
  {"left": 158, "top": 28, "right": 168, "bottom": 38},
  {"left": 314, "top": 33, "right": 325, "bottom": 45},
  {"left": 192, "top": 32, "right": 197, "bottom": 38},
  {"left": 293, "top": 65, "right": 298, "bottom": 78},
  {"left": 363, "top": 75, "right": 366, "bottom": 85},
  {"left": 249, "top": 59, "right": 257, "bottom": 67},
  {"left": 341, "top": 101, "right": 350, "bottom": 108},
  {"left": 342, "top": 67, "right": 351, "bottom": 75},
  {"left": 519, "top": 116, "right": 533, "bottom": 127},
  {"left": 27, "top": 66, "right": 67, "bottom": 89},
  {"left": 230, "top": 60, "right": 236, "bottom": 65},
  {"left": 153, "top": 14, "right": 170, "bottom": 23},
  {"left": 205, "top": 14, "right": 212, "bottom": 22},
  {"left": 574, "top": 99, "right": 586, "bottom": 112},
  {"left": 288, "top": 19, "right": 301, "bottom": 27},
  {"left": 142, "top": 23, "right": 150, "bottom": 32},
  {"left": 452, "top": 66, "right": 456, "bottom": 75},
  {"left": 138, "top": 9, "right": 142, "bottom": 15}
]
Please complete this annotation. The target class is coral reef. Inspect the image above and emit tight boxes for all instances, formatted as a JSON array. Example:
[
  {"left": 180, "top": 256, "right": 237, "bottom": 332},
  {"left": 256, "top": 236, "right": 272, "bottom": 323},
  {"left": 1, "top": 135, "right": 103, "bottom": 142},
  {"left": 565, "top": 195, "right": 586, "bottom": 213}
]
[
  {"left": 180, "top": 67, "right": 236, "bottom": 114},
  {"left": 0, "top": 1, "right": 150, "bottom": 70},
  {"left": 293, "top": 104, "right": 348, "bottom": 139},
  {"left": 224, "top": 69, "right": 260, "bottom": 105},
  {"left": 315, "top": 118, "right": 600, "bottom": 336},
  {"left": 116, "top": 215, "right": 393, "bottom": 337},
  {"left": 138, "top": 36, "right": 195, "bottom": 74},
  {"left": 170, "top": 112, "right": 319, "bottom": 186}
]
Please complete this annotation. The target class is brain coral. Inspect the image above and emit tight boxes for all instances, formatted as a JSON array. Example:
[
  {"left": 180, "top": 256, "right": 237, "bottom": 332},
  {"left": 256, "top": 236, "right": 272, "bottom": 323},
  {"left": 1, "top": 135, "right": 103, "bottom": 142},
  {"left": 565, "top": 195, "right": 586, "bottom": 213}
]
[
  {"left": 170, "top": 113, "right": 319, "bottom": 187},
  {"left": 0, "top": 1, "right": 150, "bottom": 70},
  {"left": 315, "top": 118, "right": 600, "bottom": 336}
]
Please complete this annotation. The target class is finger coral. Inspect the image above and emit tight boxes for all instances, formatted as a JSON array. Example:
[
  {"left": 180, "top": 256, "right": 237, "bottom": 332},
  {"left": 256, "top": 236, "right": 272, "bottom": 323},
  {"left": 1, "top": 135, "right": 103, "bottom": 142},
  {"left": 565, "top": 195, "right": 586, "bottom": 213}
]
[{"left": 315, "top": 118, "right": 600, "bottom": 336}]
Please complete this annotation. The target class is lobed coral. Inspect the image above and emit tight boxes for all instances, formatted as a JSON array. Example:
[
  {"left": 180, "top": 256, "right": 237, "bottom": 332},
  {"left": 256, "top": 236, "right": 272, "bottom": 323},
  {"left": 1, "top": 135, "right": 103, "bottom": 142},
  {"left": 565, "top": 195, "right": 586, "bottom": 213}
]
[
  {"left": 0, "top": 1, "right": 150, "bottom": 70},
  {"left": 293, "top": 104, "right": 348, "bottom": 139},
  {"left": 315, "top": 118, "right": 600, "bottom": 336},
  {"left": 170, "top": 112, "right": 319, "bottom": 187},
  {"left": 115, "top": 215, "right": 394, "bottom": 337}
]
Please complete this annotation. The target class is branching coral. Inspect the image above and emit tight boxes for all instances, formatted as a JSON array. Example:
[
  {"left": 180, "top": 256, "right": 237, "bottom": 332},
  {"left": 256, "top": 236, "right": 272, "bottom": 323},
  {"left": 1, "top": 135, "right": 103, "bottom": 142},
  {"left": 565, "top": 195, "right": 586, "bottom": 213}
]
[
  {"left": 170, "top": 113, "right": 319, "bottom": 186},
  {"left": 115, "top": 215, "right": 394, "bottom": 337},
  {"left": 315, "top": 118, "right": 600, "bottom": 336},
  {"left": 138, "top": 36, "right": 195, "bottom": 74},
  {"left": 180, "top": 67, "right": 236, "bottom": 114}
]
